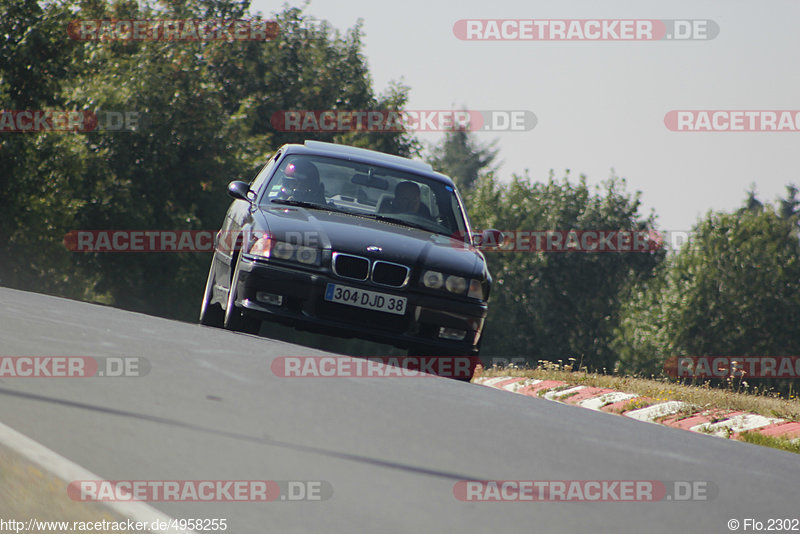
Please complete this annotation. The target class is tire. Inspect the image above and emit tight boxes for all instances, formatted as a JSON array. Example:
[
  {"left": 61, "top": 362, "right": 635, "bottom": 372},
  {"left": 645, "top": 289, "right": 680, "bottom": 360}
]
[
  {"left": 224, "top": 254, "right": 262, "bottom": 335},
  {"left": 199, "top": 258, "right": 225, "bottom": 327}
]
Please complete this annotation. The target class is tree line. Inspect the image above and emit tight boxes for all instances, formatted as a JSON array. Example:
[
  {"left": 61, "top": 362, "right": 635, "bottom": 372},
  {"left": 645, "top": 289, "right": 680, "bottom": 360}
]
[{"left": 2, "top": 0, "right": 799, "bottom": 394}]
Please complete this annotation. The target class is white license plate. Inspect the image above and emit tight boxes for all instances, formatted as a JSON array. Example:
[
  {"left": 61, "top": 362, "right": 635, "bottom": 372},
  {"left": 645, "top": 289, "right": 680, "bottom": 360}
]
[{"left": 324, "top": 283, "right": 407, "bottom": 315}]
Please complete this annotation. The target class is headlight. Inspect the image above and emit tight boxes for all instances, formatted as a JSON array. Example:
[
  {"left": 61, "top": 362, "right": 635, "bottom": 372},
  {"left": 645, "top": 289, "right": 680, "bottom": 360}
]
[
  {"left": 422, "top": 270, "right": 444, "bottom": 289},
  {"left": 422, "top": 270, "right": 479, "bottom": 297},
  {"left": 247, "top": 235, "right": 320, "bottom": 266},
  {"left": 248, "top": 234, "right": 274, "bottom": 257},
  {"left": 468, "top": 279, "right": 484, "bottom": 300},
  {"left": 273, "top": 241, "right": 295, "bottom": 260},
  {"left": 296, "top": 246, "right": 319, "bottom": 265},
  {"left": 445, "top": 275, "right": 467, "bottom": 294}
]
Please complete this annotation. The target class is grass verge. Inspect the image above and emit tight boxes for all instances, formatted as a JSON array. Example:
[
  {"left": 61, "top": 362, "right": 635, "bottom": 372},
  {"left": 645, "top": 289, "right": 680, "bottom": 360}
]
[
  {"left": 0, "top": 444, "right": 136, "bottom": 533},
  {"left": 738, "top": 431, "right": 800, "bottom": 454},
  {"left": 476, "top": 362, "right": 800, "bottom": 454}
]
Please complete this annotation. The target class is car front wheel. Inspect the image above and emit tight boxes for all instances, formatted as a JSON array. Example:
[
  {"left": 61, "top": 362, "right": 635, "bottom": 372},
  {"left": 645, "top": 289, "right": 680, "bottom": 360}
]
[
  {"left": 224, "top": 255, "right": 262, "bottom": 335},
  {"left": 199, "top": 257, "right": 225, "bottom": 328}
]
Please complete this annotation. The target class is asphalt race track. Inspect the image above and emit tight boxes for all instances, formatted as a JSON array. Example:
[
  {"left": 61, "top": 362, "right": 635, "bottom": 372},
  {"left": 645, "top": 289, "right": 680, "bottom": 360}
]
[{"left": 0, "top": 287, "right": 797, "bottom": 533}]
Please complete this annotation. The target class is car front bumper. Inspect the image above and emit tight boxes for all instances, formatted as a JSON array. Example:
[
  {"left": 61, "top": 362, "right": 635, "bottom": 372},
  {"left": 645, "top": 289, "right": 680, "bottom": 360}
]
[{"left": 234, "top": 255, "right": 487, "bottom": 355}]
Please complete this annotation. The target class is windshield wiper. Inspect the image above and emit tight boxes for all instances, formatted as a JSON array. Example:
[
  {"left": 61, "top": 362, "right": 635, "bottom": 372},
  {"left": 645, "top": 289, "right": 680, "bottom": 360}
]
[
  {"left": 361, "top": 213, "right": 437, "bottom": 234},
  {"left": 270, "top": 199, "right": 442, "bottom": 233},
  {"left": 270, "top": 198, "right": 331, "bottom": 211}
]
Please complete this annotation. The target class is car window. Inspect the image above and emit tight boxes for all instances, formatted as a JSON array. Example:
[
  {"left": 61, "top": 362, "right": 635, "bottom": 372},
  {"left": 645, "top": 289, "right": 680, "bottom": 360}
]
[
  {"left": 249, "top": 152, "right": 279, "bottom": 193},
  {"left": 261, "top": 154, "right": 467, "bottom": 237}
]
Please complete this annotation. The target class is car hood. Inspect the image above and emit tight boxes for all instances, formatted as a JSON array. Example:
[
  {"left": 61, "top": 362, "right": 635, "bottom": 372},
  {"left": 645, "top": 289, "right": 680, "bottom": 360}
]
[{"left": 255, "top": 205, "right": 483, "bottom": 277}]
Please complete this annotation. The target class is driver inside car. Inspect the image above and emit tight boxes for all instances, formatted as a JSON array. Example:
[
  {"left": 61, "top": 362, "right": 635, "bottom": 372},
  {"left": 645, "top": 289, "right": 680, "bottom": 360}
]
[
  {"left": 279, "top": 160, "right": 326, "bottom": 204},
  {"left": 390, "top": 181, "right": 431, "bottom": 217}
]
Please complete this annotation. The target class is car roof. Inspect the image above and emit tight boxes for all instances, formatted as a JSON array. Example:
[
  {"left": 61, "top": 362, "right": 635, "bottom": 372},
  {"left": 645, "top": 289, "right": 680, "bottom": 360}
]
[{"left": 278, "top": 140, "right": 456, "bottom": 186}]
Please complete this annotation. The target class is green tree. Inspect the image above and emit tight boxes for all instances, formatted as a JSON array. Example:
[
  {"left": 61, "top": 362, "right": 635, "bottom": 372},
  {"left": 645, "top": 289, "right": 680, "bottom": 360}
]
[
  {"left": 779, "top": 184, "right": 799, "bottom": 220},
  {"left": 0, "top": 0, "right": 419, "bottom": 320},
  {"left": 743, "top": 184, "right": 764, "bottom": 213},
  {"left": 0, "top": 0, "right": 94, "bottom": 296},
  {"left": 427, "top": 126, "right": 497, "bottom": 190},
  {"left": 614, "top": 189, "right": 800, "bottom": 390},
  {"left": 465, "top": 171, "right": 664, "bottom": 371}
]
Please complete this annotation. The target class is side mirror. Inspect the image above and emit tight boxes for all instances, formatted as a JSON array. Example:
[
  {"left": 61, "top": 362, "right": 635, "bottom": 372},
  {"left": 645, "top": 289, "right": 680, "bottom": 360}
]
[
  {"left": 227, "top": 181, "right": 253, "bottom": 202},
  {"left": 478, "top": 229, "right": 504, "bottom": 248}
]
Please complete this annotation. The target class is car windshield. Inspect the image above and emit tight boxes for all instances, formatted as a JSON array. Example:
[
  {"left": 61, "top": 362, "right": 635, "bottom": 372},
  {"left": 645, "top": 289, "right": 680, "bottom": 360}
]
[{"left": 260, "top": 154, "right": 469, "bottom": 238}]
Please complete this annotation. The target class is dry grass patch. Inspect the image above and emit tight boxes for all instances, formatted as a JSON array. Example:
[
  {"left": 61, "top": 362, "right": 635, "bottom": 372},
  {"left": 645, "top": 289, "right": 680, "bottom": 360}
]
[
  {"left": 478, "top": 361, "right": 800, "bottom": 422},
  {"left": 738, "top": 431, "right": 800, "bottom": 454},
  {"left": 605, "top": 397, "right": 656, "bottom": 414},
  {"left": 0, "top": 444, "right": 136, "bottom": 532}
]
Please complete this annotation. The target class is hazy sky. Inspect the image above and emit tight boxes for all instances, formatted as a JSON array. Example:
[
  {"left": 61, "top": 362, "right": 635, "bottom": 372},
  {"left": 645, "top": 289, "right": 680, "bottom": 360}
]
[{"left": 250, "top": 0, "right": 800, "bottom": 232}]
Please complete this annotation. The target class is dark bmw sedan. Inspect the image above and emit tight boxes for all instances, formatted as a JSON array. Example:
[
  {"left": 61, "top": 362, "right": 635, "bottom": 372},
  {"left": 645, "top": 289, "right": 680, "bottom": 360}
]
[{"left": 199, "top": 140, "right": 500, "bottom": 372}]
